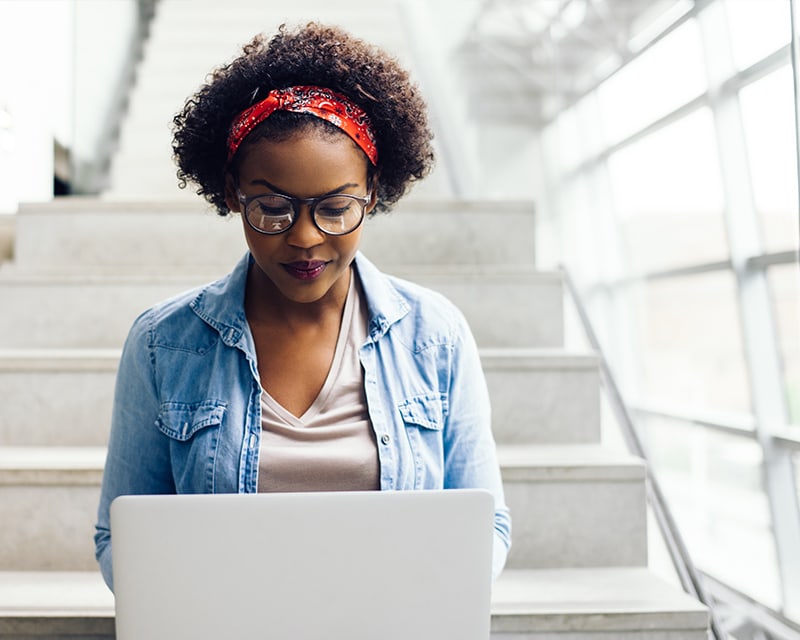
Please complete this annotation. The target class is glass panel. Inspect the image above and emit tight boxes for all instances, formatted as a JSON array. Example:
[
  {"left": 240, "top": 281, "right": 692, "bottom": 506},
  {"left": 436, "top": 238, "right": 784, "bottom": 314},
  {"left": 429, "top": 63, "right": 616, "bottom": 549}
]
[
  {"left": 608, "top": 108, "right": 729, "bottom": 273},
  {"left": 558, "top": 176, "right": 602, "bottom": 285},
  {"left": 724, "top": 0, "right": 791, "bottom": 72},
  {"left": 795, "top": 452, "right": 800, "bottom": 506},
  {"left": 643, "top": 414, "right": 781, "bottom": 609},
  {"left": 768, "top": 264, "right": 800, "bottom": 425},
  {"left": 634, "top": 271, "right": 752, "bottom": 414},
  {"left": 738, "top": 65, "right": 799, "bottom": 254},
  {"left": 552, "top": 106, "right": 583, "bottom": 175},
  {"left": 598, "top": 19, "right": 706, "bottom": 144}
]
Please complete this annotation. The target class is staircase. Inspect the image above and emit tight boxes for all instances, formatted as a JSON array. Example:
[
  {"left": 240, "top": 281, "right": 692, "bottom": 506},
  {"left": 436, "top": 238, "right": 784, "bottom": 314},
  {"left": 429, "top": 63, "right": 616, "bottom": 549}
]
[
  {"left": 0, "top": 195, "right": 708, "bottom": 638},
  {"left": 0, "top": 0, "right": 709, "bottom": 637},
  {"left": 104, "top": 0, "right": 449, "bottom": 200}
]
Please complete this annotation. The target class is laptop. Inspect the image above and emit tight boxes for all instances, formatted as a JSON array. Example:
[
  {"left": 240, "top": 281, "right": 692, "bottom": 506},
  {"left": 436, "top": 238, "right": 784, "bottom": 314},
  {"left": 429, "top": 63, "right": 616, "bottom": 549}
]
[{"left": 110, "top": 489, "right": 494, "bottom": 640}]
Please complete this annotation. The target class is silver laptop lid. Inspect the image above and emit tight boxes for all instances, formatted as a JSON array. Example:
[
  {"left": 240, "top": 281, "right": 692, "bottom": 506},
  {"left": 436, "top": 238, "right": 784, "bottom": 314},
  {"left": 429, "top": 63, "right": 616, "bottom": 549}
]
[{"left": 111, "top": 489, "right": 494, "bottom": 640}]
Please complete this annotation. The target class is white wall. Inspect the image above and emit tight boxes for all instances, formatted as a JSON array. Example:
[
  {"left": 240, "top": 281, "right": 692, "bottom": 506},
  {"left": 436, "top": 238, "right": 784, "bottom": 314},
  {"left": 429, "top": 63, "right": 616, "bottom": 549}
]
[
  {"left": 72, "top": 0, "right": 140, "bottom": 190},
  {"left": 0, "top": 0, "right": 73, "bottom": 210},
  {"left": 401, "top": 0, "right": 541, "bottom": 202},
  {"left": 0, "top": 0, "right": 140, "bottom": 211}
]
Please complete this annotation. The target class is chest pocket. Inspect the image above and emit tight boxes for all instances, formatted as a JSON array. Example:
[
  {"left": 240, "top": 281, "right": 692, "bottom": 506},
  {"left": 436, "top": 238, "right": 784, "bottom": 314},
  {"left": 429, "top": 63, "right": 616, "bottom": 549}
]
[
  {"left": 157, "top": 400, "right": 227, "bottom": 492},
  {"left": 398, "top": 394, "right": 447, "bottom": 489}
]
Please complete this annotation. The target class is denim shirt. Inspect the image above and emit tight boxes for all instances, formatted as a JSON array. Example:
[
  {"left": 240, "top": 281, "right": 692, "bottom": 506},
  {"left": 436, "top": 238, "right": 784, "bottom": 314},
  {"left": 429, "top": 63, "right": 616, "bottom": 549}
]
[{"left": 95, "top": 252, "right": 511, "bottom": 590}]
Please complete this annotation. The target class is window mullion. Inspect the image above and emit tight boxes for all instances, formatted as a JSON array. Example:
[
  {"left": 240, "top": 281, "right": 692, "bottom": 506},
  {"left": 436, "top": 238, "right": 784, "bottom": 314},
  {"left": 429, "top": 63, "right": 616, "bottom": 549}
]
[{"left": 699, "top": 1, "right": 800, "bottom": 617}]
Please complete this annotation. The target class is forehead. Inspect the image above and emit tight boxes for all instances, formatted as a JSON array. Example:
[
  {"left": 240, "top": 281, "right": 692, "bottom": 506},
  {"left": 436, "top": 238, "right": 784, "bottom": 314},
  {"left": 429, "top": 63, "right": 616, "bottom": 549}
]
[{"left": 236, "top": 129, "right": 369, "bottom": 196}]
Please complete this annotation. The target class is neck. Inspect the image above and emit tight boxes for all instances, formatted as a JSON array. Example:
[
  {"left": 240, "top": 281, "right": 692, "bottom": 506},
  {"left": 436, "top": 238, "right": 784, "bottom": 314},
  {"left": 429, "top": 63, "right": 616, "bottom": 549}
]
[{"left": 245, "top": 263, "right": 351, "bottom": 329}]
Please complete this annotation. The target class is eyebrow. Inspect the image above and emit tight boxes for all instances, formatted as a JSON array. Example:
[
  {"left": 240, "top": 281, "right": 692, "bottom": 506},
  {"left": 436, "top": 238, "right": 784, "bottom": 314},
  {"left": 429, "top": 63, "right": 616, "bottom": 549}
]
[{"left": 247, "top": 178, "right": 362, "bottom": 199}]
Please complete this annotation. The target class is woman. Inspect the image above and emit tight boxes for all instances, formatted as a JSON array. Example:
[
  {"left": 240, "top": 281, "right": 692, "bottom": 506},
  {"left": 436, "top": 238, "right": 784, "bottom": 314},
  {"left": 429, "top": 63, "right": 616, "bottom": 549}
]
[{"left": 95, "top": 22, "right": 510, "bottom": 590}]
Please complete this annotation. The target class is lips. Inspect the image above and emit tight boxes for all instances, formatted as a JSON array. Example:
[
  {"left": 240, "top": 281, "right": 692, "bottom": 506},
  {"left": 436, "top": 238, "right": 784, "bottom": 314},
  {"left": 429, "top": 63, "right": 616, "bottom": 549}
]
[{"left": 282, "top": 260, "right": 328, "bottom": 280}]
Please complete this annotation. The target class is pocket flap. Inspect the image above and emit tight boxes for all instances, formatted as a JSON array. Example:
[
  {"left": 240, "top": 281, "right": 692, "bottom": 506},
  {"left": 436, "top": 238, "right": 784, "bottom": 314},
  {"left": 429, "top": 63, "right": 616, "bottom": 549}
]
[
  {"left": 398, "top": 394, "right": 447, "bottom": 431},
  {"left": 157, "top": 400, "right": 226, "bottom": 441}
]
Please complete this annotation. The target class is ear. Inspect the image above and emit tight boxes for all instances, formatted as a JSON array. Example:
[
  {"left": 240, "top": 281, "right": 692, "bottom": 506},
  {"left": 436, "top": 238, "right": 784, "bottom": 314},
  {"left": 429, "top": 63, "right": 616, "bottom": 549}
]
[
  {"left": 365, "top": 173, "right": 380, "bottom": 215},
  {"left": 224, "top": 173, "right": 240, "bottom": 213}
]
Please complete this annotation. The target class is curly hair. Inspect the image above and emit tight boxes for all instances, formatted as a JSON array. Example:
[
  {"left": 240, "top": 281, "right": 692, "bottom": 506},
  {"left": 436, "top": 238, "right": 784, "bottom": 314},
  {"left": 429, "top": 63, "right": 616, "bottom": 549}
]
[{"left": 172, "top": 22, "right": 435, "bottom": 215}]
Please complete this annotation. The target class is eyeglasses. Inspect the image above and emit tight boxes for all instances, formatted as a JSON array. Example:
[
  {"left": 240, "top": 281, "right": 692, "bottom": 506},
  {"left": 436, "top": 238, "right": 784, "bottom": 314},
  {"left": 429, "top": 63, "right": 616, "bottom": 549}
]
[{"left": 237, "top": 189, "right": 371, "bottom": 236}]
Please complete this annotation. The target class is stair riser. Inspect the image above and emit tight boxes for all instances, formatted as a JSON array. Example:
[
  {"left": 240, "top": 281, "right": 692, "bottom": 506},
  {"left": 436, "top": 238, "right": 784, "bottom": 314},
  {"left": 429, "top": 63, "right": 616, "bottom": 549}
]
[
  {"left": 0, "top": 484, "right": 99, "bottom": 571},
  {"left": 0, "top": 276, "right": 562, "bottom": 349},
  {"left": 491, "top": 632, "right": 709, "bottom": 639},
  {"left": 487, "top": 366, "right": 599, "bottom": 444},
  {"left": 0, "top": 370, "right": 114, "bottom": 446},
  {"left": 13, "top": 205, "right": 536, "bottom": 270},
  {"left": 1, "top": 471, "right": 642, "bottom": 571},
  {"left": 503, "top": 477, "right": 647, "bottom": 569},
  {"left": 0, "top": 358, "right": 597, "bottom": 447}
]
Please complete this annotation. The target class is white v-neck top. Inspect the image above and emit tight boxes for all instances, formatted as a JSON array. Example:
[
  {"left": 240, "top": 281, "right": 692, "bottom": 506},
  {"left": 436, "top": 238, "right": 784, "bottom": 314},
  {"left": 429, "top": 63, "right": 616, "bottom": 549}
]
[{"left": 257, "top": 272, "right": 380, "bottom": 492}]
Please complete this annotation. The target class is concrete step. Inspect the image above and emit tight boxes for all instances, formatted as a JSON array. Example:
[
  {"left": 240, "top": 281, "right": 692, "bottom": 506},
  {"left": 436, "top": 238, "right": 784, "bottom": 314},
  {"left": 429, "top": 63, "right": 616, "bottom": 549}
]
[
  {"left": 0, "top": 350, "right": 118, "bottom": 447},
  {"left": 13, "top": 199, "right": 536, "bottom": 271},
  {"left": 484, "top": 349, "right": 599, "bottom": 445},
  {"left": 0, "top": 568, "right": 708, "bottom": 638},
  {"left": 0, "top": 571, "right": 114, "bottom": 638},
  {"left": 0, "top": 448, "right": 103, "bottom": 572},
  {"left": 491, "top": 567, "right": 709, "bottom": 638},
  {"left": 499, "top": 444, "right": 647, "bottom": 570},
  {"left": 0, "top": 268, "right": 562, "bottom": 349},
  {"left": 0, "top": 348, "right": 599, "bottom": 447},
  {"left": 1, "top": 444, "right": 643, "bottom": 572}
]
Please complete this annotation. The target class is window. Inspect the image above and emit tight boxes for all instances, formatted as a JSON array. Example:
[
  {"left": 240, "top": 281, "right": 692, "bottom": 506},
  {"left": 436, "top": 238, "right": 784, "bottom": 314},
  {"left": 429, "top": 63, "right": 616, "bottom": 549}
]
[
  {"left": 724, "top": 0, "right": 791, "bottom": 72},
  {"left": 767, "top": 264, "right": 800, "bottom": 425},
  {"left": 598, "top": 19, "right": 706, "bottom": 144},
  {"left": 635, "top": 272, "right": 751, "bottom": 414},
  {"left": 738, "top": 66, "right": 799, "bottom": 254},
  {"left": 643, "top": 414, "right": 780, "bottom": 608},
  {"left": 607, "top": 108, "right": 729, "bottom": 273}
]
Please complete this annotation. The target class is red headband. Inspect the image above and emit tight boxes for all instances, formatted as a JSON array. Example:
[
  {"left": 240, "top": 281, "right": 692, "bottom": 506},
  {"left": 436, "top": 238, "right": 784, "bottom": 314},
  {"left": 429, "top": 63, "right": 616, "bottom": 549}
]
[{"left": 226, "top": 85, "right": 378, "bottom": 165}]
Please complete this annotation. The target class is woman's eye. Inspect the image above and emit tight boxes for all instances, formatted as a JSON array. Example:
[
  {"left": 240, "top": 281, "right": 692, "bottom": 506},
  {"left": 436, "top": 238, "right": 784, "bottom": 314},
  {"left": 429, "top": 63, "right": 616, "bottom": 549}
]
[
  {"left": 317, "top": 197, "right": 355, "bottom": 217},
  {"left": 257, "top": 203, "right": 292, "bottom": 216},
  {"left": 317, "top": 206, "right": 349, "bottom": 217}
]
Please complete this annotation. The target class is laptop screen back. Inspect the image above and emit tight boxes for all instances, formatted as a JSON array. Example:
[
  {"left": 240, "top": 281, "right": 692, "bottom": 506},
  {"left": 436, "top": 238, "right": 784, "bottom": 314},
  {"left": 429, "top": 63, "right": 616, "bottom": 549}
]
[{"left": 110, "top": 490, "right": 494, "bottom": 640}]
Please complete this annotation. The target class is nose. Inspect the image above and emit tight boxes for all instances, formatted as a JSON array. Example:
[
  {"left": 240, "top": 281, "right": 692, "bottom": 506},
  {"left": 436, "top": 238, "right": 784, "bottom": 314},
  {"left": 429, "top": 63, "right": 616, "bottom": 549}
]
[{"left": 285, "top": 205, "right": 325, "bottom": 248}]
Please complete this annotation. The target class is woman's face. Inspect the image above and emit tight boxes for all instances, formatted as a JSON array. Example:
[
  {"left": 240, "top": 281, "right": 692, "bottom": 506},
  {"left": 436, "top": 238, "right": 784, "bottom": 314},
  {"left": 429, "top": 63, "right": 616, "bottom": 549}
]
[{"left": 226, "top": 129, "right": 376, "bottom": 307}]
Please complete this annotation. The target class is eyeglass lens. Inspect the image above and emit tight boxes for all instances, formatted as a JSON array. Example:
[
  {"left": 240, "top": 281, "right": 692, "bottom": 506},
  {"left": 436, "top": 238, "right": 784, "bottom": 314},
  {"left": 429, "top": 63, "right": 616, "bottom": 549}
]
[{"left": 246, "top": 195, "right": 365, "bottom": 235}]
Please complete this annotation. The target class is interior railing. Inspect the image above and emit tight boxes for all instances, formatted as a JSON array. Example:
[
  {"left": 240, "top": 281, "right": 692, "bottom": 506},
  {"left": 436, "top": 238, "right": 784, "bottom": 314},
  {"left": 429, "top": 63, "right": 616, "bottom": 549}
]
[
  {"left": 562, "top": 263, "right": 800, "bottom": 640},
  {"left": 560, "top": 263, "right": 729, "bottom": 640}
]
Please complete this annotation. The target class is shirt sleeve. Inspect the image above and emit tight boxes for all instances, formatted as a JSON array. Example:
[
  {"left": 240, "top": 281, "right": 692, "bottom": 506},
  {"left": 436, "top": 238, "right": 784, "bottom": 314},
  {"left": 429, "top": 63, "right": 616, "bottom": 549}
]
[
  {"left": 441, "top": 308, "right": 511, "bottom": 580},
  {"left": 94, "top": 311, "right": 175, "bottom": 591}
]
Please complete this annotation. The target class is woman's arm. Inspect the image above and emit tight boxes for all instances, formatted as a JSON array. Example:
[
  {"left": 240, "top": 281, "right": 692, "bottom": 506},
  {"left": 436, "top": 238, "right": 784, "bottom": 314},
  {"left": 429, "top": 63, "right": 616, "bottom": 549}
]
[
  {"left": 94, "top": 312, "right": 174, "bottom": 591},
  {"left": 442, "top": 311, "right": 511, "bottom": 580}
]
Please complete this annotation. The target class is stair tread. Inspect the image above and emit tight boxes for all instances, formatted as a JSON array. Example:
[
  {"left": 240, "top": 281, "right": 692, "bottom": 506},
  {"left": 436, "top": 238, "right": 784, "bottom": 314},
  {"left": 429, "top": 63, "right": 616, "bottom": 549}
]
[
  {"left": 0, "top": 568, "right": 706, "bottom": 627},
  {"left": 17, "top": 197, "right": 536, "bottom": 214},
  {"left": 0, "top": 445, "right": 641, "bottom": 483},
  {"left": 0, "top": 446, "right": 105, "bottom": 470},
  {"left": 492, "top": 568, "right": 708, "bottom": 630},
  {"left": 497, "top": 444, "right": 645, "bottom": 481},
  {"left": 0, "top": 349, "right": 121, "bottom": 370},
  {"left": 0, "top": 347, "right": 595, "bottom": 370},
  {"left": 0, "top": 264, "right": 555, "bottom": 282},
  {"left": 0, "top": 444, "right": 637, "bottom": 468},
  {"left": 0, "top": 447, "right": 106, "bottom": 481},
  {"left": 0, "top": 572, "right": 113, "bottom": 615}
]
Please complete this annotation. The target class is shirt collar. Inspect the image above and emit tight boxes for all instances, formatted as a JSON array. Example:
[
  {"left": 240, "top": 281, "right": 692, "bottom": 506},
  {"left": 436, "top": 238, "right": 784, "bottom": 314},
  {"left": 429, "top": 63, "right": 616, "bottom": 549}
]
[
  {"left": 189, "top": 251, "right": 409, "bottom": 347},
  {"left": 352, "top": 252, "right": 410, "bottom": 340},
  {"left": 189, "top": 252, "right": 252, "bottom": 349}
]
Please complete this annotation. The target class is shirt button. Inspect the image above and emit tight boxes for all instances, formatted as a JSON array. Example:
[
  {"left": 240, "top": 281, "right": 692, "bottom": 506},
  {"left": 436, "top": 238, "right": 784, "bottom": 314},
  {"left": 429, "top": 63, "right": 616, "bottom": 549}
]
[{"left": 380, "top": 434, "right": 391, "bottom": 445}]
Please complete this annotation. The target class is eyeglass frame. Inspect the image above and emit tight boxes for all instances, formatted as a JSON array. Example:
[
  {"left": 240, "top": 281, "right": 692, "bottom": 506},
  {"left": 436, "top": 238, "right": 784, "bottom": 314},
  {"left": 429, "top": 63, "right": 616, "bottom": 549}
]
[{"left": 236, "top": 188, "right": 372, "bottom": 237}]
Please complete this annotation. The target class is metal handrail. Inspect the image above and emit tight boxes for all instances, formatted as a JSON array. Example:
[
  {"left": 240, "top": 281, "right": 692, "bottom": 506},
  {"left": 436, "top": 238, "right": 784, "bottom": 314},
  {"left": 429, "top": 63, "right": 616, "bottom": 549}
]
[{"left": 559, "top": 264, "right": 728, "bottom": 640}]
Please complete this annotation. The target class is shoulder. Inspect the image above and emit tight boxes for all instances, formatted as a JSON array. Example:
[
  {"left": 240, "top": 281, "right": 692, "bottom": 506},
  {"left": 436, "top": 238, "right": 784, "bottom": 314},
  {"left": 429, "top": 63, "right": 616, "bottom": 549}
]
[
  {"left": 355, "top": 253, "right": 470, "bottom": 346},
  {"left": 124, "top": 280, "right": 222, "bottom": 352}
]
